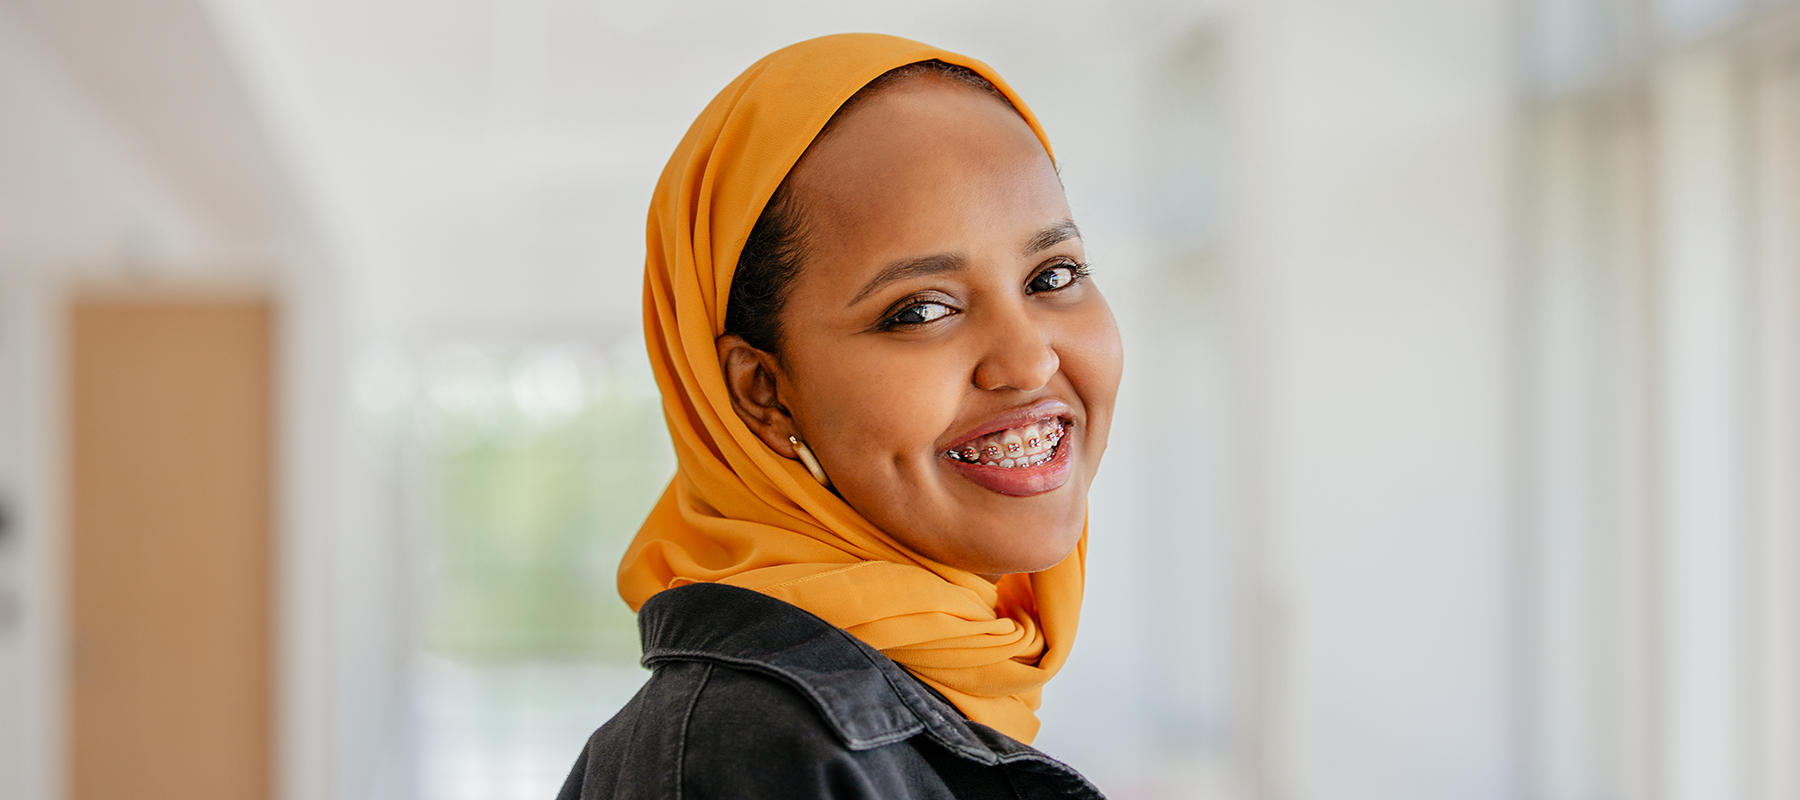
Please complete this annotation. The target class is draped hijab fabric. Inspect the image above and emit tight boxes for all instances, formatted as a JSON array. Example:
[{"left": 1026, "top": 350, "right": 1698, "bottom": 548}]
[{"left": 618, "top": 32, "right": 1085, "bottom": 745}]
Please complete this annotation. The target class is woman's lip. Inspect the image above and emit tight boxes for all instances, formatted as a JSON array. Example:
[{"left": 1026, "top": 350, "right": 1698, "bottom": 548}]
[
  {"left": 940, "top": 434, "right": 1075, "bottom": 497},
  {"left": 942, "top": 399, "right": 1075, "bottom": 450}
]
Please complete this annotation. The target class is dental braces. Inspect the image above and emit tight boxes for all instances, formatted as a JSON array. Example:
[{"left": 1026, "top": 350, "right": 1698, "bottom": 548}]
[{"left": 943, "top": 422, "right": 1067, "bottom": 464}]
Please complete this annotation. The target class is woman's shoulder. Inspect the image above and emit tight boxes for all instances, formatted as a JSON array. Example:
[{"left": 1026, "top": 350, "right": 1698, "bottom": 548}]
[
  {"left": 631, "top": 658, "right": 966, "bottom": 797},
  {"left": 556, "top": 582, "right": 1102, "bottom": 799}
]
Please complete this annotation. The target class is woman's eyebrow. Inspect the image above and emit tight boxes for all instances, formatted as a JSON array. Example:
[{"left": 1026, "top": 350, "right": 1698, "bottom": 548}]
[
  {"left": 843, "top": 220, "right": 1081, "bottom": 308},
  {"left": 1022, "top": 220, "right": 1081, "bottom": 257},
  {"left": 847, "top": 253, "right": 965, "bottom": 307}
]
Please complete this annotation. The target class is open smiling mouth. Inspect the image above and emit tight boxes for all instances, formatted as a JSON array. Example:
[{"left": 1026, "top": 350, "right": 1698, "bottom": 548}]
[{"left": 943, "top": 418, "right": 1068, "bottom": 469}]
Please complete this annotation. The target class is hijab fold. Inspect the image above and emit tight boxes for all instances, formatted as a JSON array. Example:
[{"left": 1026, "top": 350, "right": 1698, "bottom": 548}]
[{"left": 618, "top": 33, "right": 1085, "bottom": 744}]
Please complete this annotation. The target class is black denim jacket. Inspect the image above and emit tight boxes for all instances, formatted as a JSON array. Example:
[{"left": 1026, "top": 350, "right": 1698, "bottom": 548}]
[{"left": 555, "top": 582, "right": 1104, "bottom": 799}]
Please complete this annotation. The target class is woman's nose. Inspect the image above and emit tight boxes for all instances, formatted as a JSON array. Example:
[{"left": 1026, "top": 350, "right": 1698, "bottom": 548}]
[{"left": 972, "top": 306, "right": 1059, "bottom": 392}]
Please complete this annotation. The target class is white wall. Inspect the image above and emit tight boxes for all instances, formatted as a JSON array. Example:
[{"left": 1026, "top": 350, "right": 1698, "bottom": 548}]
[
  {"left": 0, "top": 4, "right": 347, "bottom": 800},
  {"left": 0, "top": 4, "right": 238, "bottom": 797},
  {"left": 1230, "top": 1, "right": 1515, "bottom": 797}
]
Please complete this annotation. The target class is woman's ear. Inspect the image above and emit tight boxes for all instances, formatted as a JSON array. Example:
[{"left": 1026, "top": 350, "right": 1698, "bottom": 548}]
[{"left": 717, "top": 334, "right": 799, "bottom": 458}]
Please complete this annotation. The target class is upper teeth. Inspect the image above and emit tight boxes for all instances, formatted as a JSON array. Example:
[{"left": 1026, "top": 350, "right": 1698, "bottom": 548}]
[{"left": 945, "top": 419, "right": 1066, "bottom": 468}]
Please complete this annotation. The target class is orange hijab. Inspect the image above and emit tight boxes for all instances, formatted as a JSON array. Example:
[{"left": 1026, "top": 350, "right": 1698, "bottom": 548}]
[{"left": 618, "top": 33, "right": 1085, "bottom": 744}]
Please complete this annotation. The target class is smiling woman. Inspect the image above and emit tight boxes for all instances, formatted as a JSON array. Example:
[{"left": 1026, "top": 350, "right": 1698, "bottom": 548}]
[
  {"left": 558, "top": 34, "right": 1120, "bottom": 798},
  {"left": 719, "top": 68, "right": 1120, "bottom": 578}
]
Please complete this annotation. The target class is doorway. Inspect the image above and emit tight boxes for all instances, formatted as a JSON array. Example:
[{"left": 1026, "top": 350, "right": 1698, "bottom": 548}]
[{"left": 65, "top": 297, "right": 274, "bottom": 800}]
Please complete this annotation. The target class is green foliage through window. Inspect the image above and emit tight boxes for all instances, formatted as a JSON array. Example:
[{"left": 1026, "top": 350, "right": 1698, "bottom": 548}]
[{"left": 363, "top": 343, "right": 673, "bottom": 662}]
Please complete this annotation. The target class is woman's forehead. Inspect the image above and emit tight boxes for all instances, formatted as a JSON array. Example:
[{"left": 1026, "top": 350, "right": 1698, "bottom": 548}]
[
  {"left": 801, "top": 79, "right": 1042, "bottom": 175},
  {"left": 788, "top": 82, "right": 1064, "bottom": 233}
]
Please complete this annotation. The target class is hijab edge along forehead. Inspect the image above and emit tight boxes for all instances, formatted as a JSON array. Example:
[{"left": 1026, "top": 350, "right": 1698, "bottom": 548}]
[{"left": 665, "top": 33, "right": 1058, "bottom": 331}]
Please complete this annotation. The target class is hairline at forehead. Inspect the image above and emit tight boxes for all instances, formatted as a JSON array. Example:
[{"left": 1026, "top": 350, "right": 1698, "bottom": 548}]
[
  {"left": 781, "top": 76, "right": 1052, "bottom": 236},
  {"left": 811, "top": 66, "right": 1027, "bottom": 149},
  {"left": 786, "top": 79, "right": 1042, "bottom": 205}
]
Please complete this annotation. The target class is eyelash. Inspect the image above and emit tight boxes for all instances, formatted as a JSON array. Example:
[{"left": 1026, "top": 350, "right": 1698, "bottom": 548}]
[
  {"left": 1027, "top": 260, "right": 1092, "bottom": 294},
  {"left": 878, "top": 260, "right": 1092, "bottom": 330}
]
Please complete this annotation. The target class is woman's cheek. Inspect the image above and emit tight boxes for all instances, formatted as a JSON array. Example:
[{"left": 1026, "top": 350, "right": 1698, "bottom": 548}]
[
  {"left": 1081, "top": 297, "right": 1124, "bottom": 387},
  {"left": 1067, "top": 298, "right": 1123, "bottom": 452},
  {"left": 804, "top": 346, "right": 946, "bottom": 449}
]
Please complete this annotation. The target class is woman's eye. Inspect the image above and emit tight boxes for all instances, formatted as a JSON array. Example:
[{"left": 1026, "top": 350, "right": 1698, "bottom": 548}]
[
  {"left": 887, "top": 301, "right": 955, "bottom": 327},
  {"left": 1028, "top": 262, "right": 1089, "bottom": 293}
]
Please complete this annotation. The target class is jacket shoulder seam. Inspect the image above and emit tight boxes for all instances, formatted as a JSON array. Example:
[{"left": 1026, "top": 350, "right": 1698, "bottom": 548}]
[
  {"left": 648, "top": 649, "right": 926, "bottom": 750},
  {"left": 672, "top": 661, "right": 712, "bottom": 800}
]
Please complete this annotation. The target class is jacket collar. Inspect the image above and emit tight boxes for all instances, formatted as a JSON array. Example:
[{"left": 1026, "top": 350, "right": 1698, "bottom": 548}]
[{"left": 636, "top": 581, "right": 1038, "bottom": 765}]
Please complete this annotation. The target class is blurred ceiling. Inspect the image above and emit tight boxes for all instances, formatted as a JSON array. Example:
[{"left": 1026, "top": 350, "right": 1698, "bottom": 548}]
[
  {"left": 4, "top": 0, "right": 293, "bottom": 269},
  {"left": 12, "top": 0, "right": 1215, "bottom": 344}
]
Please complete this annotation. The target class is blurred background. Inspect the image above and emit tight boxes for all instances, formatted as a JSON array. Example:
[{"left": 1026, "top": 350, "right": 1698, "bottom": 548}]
[{"left": 1, "top": 0, "right": 1796, "bottom": 798}]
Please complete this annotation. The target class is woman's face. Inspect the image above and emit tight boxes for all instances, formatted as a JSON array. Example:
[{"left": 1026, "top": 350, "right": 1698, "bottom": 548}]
[{"left": 725, "top": 78, "right": 1123, "bottom": 576}]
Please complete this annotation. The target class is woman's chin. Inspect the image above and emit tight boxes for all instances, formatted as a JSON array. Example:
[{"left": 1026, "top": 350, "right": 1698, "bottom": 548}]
[{"left": 928, "top": 509, "right": 1086, "bottom": 577}]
